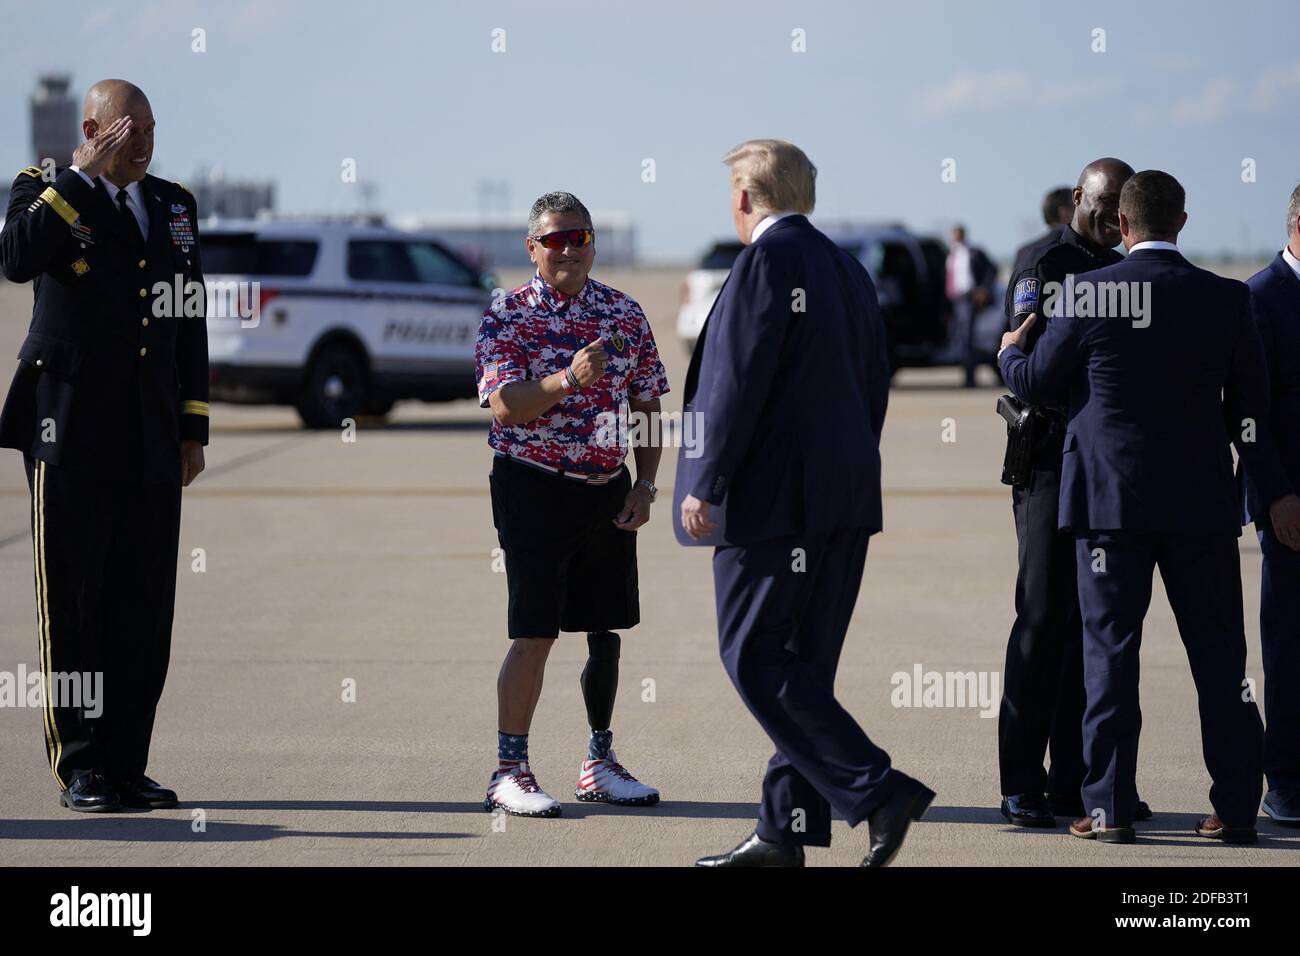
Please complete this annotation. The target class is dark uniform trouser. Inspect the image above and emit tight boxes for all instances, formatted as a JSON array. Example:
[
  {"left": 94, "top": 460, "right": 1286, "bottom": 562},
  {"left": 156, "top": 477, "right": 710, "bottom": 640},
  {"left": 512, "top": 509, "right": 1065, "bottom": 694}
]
[
  {"left": 998, "top": 464, "right": 1086, "bottom": 798},
  {"left": 714, "top": 528, "right": 902, "bottom": 848},
  {"left": 1259, "top": 524, "right": 1300, "bottom": 792},
  {"left": 1076, "top": 530, "right": 1264, "bottom": 828},
  {"left": 25, "top": 455, "right": 182, "bottom": 789}
]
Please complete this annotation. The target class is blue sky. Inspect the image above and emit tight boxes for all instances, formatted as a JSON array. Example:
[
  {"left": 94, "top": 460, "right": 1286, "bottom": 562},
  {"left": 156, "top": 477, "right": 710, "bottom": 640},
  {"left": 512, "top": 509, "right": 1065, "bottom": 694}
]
[{"left": 2, "top": 0, "right": 1297, "bottom": 262}]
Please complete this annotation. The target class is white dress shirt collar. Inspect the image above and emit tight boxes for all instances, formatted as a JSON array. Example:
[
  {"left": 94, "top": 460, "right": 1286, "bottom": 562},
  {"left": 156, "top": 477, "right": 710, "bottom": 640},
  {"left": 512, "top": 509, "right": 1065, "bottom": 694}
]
[
  {"left": 749, "top": 211, "right": 797, "bottom": 244},
  {"left": 1282, "top": 245, "right": 1300, "bottom": 282},
  {"left": 1128, "top": 240, "right": 1180, "bottom": 254}
]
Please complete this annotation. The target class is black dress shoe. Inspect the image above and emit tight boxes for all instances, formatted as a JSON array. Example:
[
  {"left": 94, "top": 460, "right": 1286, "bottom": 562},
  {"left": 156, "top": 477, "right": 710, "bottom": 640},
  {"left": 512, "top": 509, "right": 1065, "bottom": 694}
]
[
  {"left": 1000, "top": 793, "right": 1055, "bottom": 827},
  {"left": 115, "top": 775, "right": 178, "bottom": 810},
  {"left": 695, "top": 831, "right": 805, "bottom": 867},
  {"left": 1050, "top": 795, "right": 1152, "bottom": 822},
  {"left": 59, "top": 772, "right": 121, "bottom": 812},
  {"left": 861, "top": 776, "right": 935, "bottom": 868}
]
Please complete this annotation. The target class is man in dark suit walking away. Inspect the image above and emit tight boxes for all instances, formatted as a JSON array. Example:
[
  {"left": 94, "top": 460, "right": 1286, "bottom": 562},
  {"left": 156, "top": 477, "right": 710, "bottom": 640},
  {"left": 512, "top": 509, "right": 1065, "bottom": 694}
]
[
  {"left": 677, "top": 139, "right": 934, "bottom": 868},
  {"left": 999, "top": 170, "right": 1300, "bottom": 845}
]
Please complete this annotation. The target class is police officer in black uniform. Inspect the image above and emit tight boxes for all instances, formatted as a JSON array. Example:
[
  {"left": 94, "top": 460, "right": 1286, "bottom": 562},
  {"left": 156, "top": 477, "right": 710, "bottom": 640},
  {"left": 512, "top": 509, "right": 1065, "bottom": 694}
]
[
  {"left": 0, "top": 79, "right": 208, "bottom": 812},
  {"left": 994, "top": 158, "right": 1153, "bottom": 827}
]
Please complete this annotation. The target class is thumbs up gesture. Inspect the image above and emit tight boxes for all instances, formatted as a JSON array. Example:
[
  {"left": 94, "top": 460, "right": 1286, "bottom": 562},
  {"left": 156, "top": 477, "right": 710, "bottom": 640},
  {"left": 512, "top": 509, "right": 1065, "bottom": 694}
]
[{"left": 570, "top": 338, "right": 610, "bottom": 388}]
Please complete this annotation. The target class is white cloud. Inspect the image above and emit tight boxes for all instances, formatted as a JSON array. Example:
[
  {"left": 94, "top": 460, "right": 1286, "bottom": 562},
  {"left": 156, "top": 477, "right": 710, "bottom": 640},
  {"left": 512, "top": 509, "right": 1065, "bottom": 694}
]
[
  {"left": 914, "top": 72, "right": 1034, "bottom": 118},
  {"left": 1251, "top": 62, "right": 1300, "bottom": 112},
  {"left": 1169, "top": 77, "right": 1236, "bottom": 126},
  {"left": 914, "top": 71, "right": 1119, "bottom": 119}
]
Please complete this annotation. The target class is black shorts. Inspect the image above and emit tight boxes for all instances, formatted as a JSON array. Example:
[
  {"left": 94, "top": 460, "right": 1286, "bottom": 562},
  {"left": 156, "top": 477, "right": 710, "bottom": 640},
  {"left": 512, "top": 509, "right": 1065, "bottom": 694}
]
[{"left": 489, "top": 454, "right": 640, "bottom": 639}]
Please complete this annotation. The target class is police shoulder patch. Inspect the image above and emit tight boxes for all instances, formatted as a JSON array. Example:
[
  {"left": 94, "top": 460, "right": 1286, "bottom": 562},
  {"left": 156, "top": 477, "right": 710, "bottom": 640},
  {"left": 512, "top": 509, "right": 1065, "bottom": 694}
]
[{"left": 1012, "top": 277, "right": 1039, "bottom": 315}]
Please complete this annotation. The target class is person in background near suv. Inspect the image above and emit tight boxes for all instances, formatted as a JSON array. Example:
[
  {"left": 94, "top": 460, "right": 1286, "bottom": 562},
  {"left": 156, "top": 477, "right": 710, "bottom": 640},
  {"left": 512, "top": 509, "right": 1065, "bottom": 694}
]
[
  {"left": 945, "top": 225, "right": 997, "bottom": 388},
  {"left": 475, "top": 191, "right": 667, "bottom": 817}
]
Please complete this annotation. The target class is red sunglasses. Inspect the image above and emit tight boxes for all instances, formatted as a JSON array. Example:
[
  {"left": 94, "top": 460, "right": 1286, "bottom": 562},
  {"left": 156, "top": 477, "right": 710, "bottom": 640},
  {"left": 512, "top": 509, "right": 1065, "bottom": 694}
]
[{"left": 530, "top": 228, "right": 594, "bottom": 250}]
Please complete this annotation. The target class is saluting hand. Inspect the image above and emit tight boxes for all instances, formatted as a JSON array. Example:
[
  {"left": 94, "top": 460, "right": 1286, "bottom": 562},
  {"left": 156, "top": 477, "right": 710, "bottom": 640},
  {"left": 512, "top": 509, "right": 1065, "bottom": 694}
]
[
  {"left": 570, "top": 339, "right": 609, "bottom": 388},
  {"left": 1269, "top": 493, "right": 1300, "bottom": 551},
  {"left": 71, "top": 117, "right": 134, "bottom": 179},
  {"left": 1000, "top": 312, "right": 1038, "bottom": 354}
]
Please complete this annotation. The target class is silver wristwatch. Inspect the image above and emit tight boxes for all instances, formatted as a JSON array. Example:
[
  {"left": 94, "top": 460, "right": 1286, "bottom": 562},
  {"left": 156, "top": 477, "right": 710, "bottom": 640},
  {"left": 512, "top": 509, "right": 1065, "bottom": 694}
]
[{"left": 634, "top": 478, "right": 658, "bottom": 502}]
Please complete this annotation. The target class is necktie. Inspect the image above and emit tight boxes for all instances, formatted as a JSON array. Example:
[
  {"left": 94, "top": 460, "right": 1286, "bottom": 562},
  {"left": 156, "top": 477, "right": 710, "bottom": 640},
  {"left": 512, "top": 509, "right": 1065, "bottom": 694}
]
[{"left": 116, "top": 188, "right": 144, "bottom": 246}]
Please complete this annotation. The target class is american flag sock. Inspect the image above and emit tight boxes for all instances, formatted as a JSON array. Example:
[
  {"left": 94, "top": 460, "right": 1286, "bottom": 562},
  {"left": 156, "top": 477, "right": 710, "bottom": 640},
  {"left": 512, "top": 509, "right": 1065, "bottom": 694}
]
[{"left": 498, "top": 731, "right": 529, "bottom": 764}]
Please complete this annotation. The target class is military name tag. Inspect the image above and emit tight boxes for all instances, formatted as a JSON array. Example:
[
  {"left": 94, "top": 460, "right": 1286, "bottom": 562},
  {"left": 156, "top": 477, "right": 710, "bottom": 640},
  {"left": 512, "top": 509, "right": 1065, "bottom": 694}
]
[{"left": 70, "top": 217, "right": 93, "bottom": 245}]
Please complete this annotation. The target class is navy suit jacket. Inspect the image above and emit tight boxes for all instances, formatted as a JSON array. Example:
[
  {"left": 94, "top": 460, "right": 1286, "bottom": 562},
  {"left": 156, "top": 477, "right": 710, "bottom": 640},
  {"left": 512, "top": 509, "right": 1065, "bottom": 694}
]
[
  {"left": 999, "top": 247, "right": 1290, "bottom": 534},
  {"left": 672, "top": 215, "right": 890, "bottom": 547},
  {"left": 1241, "top": 252, "right": 1300, "bottom": 524}
]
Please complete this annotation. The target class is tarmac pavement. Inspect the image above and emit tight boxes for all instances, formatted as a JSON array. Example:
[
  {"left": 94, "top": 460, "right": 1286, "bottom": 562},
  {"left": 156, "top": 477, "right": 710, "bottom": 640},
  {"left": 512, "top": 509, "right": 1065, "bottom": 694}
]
[{"left": 0, "top": 274, "right": 1296, "bottom": 867}]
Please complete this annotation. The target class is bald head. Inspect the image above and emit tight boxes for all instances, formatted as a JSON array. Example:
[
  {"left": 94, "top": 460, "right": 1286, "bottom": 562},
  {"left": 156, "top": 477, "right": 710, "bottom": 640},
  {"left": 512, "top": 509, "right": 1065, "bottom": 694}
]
[
  {"left": 84, "top": 79, "right": 148, "bottom": 123},
  {"left": 80, "top": 79, "right": 155, "bottom": 186},
  {"left": 1076, "top": 157, "right": 1133, "bottom": 191},
  {"left": 1072, "top": 157, "right": 1134, "bottom": 249}
]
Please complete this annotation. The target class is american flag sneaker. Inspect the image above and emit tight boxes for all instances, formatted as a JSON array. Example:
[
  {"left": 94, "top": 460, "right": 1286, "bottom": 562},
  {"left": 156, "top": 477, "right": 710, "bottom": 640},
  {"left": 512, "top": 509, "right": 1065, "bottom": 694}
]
[
  {"left": 574, "top": 750, "right": 660, "bottom": 806},
  {"left": 484, "top": 761, "right": 562, "bottom": 817}
]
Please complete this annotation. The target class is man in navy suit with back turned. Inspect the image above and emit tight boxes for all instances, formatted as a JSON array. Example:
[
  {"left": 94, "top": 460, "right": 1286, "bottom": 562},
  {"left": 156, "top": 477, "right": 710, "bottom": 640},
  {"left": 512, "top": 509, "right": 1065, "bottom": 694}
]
[
  {"left": 999, "top": 170, "right": 1300, "bottom": 845},
  {"left": 1241, "top": 183, "right": 1300, "bottom": 827},
  {"left": 677, "top": 139, "right": 934, "bottom": 868}
]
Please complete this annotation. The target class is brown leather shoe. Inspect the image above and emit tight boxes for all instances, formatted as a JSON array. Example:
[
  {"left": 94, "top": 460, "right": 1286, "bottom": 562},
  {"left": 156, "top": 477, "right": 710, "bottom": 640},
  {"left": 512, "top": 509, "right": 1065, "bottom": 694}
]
[
  {"left": 1069, "top": 817, "right": 1135, "bottom": 843},
  {"left": 1194, "top": 813, "right": 1257, "bottom": 844}
]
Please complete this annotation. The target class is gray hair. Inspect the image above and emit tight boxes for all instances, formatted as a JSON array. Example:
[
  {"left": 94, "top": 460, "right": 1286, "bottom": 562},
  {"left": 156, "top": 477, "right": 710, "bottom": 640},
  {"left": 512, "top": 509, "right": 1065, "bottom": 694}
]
[
  {"left": 1288, "top": 183, "right": 1300, "bottom": 239},
  {"left": 528, "top": 191, "right": 592, "bottom": 236}
]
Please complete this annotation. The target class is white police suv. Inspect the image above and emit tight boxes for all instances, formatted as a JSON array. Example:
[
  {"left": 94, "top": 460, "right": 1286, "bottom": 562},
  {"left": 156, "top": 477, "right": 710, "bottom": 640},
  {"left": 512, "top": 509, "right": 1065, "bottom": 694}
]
[{"left": 202, "top": 219, "right": 495, "bottom": 427}]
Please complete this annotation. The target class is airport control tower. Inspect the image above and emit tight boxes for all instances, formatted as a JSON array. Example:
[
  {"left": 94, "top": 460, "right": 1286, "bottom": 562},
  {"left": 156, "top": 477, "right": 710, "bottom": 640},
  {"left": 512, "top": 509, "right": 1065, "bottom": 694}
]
[{"left": 31, "top": 74, "right": 78, "bottom": 167}]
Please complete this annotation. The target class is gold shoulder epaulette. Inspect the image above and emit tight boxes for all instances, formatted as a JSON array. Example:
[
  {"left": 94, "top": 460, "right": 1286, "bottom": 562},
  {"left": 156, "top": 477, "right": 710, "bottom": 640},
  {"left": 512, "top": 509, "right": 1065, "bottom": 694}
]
[{"left": 18, "top": 166, "right": 43, "bottom": 178}]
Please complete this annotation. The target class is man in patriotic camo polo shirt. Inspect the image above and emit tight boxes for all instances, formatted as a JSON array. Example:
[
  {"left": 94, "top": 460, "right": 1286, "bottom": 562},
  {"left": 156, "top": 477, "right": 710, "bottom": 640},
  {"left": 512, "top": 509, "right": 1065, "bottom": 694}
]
[{"left": 476, "top": 191, "right": 669, "bottom": 818}]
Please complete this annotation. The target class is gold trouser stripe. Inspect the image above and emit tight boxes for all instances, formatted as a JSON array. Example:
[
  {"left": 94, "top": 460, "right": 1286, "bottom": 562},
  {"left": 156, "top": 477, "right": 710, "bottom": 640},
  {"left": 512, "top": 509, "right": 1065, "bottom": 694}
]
[
  {"left": 38, "top": 187, "right": 78, "bottom": 226},
  {"left": 33, "top": 461, "right": 65, "bottom": 789},
  {"left": 182, "top": 400, "right": 210, "bottom": 417}
]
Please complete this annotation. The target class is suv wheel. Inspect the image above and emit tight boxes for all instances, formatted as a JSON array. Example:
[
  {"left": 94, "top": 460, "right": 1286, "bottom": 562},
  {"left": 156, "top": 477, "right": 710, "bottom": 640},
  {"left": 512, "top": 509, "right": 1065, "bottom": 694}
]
[{"left": 296, "top": 342, "right": 368, "bottom": 429}]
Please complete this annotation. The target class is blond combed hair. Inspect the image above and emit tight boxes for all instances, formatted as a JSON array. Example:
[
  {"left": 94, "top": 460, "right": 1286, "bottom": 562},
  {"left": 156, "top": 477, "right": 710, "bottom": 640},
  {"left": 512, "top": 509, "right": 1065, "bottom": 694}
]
[{"left": 722, "top": 139, "right": 817, "bottom": 215}]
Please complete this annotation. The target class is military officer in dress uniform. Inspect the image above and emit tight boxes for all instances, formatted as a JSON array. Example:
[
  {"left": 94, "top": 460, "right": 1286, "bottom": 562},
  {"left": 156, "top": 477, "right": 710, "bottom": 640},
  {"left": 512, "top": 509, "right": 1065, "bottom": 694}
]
[{"left": 0, "top": 79, "right": 209, "bottom": 812}]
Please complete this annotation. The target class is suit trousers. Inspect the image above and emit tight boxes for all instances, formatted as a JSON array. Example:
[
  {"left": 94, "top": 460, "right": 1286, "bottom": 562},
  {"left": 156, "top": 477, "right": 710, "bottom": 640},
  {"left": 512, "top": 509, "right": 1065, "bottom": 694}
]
[
  {"left": 1259, "top": 524, "right": 1300, "bottom": 792},
  {"left": 24, "top": 455, "right": 182, "bottom": 788},
  {"left": 713, "top": 527, "right": 900, "bottom": 847},
  {"left": 1075, "top": 530, "right": 1263, "bottom": 827}
]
